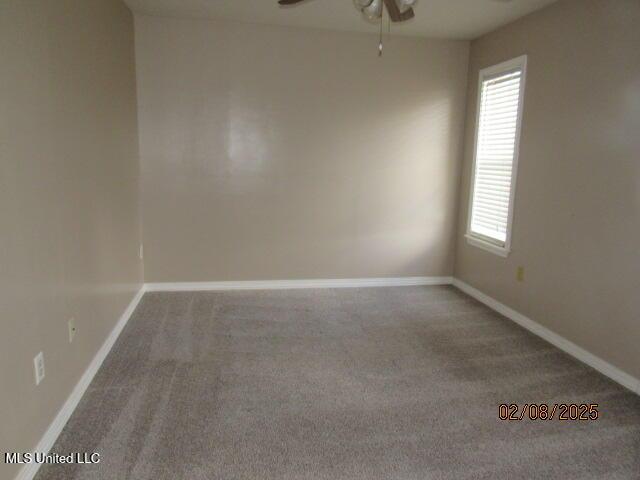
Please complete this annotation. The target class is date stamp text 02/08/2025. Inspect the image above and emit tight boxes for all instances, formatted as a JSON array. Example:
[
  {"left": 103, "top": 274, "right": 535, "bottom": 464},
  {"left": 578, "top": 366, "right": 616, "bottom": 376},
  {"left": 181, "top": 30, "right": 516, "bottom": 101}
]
[{"left": 499, "top": 404, "right": 599, "bottom": 421}]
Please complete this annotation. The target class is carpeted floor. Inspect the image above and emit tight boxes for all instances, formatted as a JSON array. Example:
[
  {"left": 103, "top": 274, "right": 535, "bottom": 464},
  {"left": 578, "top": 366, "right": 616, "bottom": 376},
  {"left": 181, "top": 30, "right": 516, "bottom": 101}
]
[{"left": 36, "top": 286, "right": 640, "bottom": 480}]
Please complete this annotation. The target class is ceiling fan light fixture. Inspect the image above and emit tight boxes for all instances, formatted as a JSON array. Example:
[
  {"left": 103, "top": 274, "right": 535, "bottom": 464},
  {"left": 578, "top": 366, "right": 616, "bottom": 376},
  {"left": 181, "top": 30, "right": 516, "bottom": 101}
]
[
  {"left": 354, "top": 0, "right": 374, "bottom": 8},
  {"left": 362, "top": 0, "right": 383, "bottom": 20}
]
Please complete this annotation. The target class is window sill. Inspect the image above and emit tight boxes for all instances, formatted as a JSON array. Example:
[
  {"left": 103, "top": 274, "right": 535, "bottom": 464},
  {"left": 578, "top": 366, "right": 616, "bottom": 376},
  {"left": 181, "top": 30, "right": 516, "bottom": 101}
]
[{"left": 465, "top": 234, "right": 510, "bottom": 258}]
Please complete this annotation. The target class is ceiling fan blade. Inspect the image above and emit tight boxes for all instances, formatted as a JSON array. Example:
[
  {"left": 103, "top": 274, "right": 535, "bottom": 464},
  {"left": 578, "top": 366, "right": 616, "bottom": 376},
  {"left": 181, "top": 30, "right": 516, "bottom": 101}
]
[
  {"left": 398, "top": 6, "right": 414, "bottom": 21},
  {"left": 278, "top": 0, "right": 306, "bottom": 5},
  {"left": 383, "top": 0, "right": 414, "bottom": 22}
]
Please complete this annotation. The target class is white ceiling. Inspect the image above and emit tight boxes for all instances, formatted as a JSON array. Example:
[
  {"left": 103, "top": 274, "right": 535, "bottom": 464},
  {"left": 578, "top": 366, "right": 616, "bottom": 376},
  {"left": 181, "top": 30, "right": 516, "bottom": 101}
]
[{"left": 124, "top": 0, "right": 558, "bottom": 40}]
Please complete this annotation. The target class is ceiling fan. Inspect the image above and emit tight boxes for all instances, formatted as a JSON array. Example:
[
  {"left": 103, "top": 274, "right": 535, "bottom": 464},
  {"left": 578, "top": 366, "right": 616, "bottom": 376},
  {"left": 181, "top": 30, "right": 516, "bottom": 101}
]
[{"left": 278, "top": 0, "right": 417, "bottom": 24}]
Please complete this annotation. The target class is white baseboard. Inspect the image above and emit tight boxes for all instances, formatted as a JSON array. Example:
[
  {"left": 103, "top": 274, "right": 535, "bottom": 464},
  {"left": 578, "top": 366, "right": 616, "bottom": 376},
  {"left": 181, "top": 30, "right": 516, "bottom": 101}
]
[
  {"left": 14, "top": 286, "right": 146, "bottom": 480},
  {"left": 144, "top": 276, "right": 453, "bottom": 292},
  {"left": 452, "top": 278, "right": 640, "bottom": 396}
]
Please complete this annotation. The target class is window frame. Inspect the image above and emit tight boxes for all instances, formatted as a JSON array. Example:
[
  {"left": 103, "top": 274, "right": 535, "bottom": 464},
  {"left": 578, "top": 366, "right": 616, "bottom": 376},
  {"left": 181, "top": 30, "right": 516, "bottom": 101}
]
[{"left": 465, "top": 55, "right": 528, "bottom": 258}]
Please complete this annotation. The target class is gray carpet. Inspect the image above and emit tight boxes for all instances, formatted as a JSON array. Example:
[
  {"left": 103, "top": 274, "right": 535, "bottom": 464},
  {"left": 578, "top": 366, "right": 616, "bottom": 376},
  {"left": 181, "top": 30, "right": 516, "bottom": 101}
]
[{"left": 36, "top": 286, "right": 640, "bottom": 480}]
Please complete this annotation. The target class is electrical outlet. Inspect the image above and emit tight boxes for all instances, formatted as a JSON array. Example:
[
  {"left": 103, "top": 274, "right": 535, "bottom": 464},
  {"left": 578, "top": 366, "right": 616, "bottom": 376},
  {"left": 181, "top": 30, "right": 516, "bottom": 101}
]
[
  {"left": 517, "top": 266, "right": 525, "bottom": 282},
  {"left": 68, "top": 318, "right": 77, "bottom": 343},
  {"left": 34, "top": 352, "right": 45, "bottom": 385},
  {"left": 139, "top": 244, "right": 144, "bottom": 260}
]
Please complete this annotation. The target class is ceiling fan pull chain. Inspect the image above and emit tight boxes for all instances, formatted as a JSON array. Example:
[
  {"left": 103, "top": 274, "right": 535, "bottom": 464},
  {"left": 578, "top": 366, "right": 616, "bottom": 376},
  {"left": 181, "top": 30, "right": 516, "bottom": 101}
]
[{"left": 378, "top": 4, "right": 384, "bottom": 56}]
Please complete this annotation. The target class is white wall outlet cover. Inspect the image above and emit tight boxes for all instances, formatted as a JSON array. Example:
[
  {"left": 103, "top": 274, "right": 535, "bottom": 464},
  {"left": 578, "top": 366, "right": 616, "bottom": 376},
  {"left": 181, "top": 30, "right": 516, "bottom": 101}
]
[
  {"left": 68, "top": 318, "right": 77, "bottom": 343},
  {"left": 139, "top": 244, "right": 144, "bottom": 260},
  {"left": 34, "top": 352, "right": 45, "bottom": 385}
]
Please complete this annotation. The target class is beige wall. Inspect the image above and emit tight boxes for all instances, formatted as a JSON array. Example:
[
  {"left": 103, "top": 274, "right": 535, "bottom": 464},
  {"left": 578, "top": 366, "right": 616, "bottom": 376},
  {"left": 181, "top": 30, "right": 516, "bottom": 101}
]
[
  {"left": 455, "top": 0, "right": 640, "bottom": 379},
  {"left": 135, "top": 16, "right": 469, "bottom": 282},
  {"left": 0, "top": 1, "right": 142, "bottom": 477}
]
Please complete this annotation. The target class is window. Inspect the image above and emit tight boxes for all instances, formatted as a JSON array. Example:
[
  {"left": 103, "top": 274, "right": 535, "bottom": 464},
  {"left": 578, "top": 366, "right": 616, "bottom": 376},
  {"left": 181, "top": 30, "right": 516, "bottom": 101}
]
[{"left": 466, "top": 55, "right": 527, "bottom": 257}]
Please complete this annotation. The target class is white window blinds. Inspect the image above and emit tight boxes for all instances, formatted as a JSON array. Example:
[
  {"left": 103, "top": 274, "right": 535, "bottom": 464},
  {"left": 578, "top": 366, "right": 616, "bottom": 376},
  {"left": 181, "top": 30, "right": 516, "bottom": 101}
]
[{"left": 468, "top": 57, "right": 526, "bottom": 251}]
